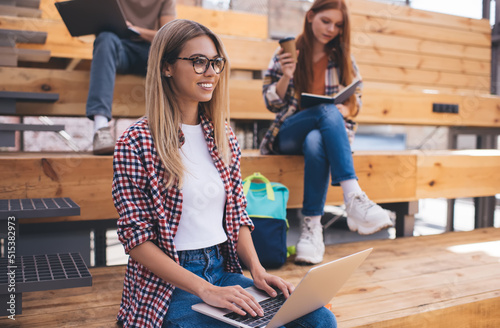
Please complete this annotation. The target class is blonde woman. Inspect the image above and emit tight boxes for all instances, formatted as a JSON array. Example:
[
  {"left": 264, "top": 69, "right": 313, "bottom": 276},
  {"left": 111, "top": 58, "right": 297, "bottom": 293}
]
[{"left": 112, "top": 19, "right": 336, "bottom": 328}]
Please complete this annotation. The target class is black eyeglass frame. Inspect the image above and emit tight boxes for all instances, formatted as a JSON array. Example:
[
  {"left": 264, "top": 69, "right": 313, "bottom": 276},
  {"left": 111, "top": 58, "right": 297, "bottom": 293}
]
[{"left": 176, "top": 55, "right": 226, "bottom": 74}]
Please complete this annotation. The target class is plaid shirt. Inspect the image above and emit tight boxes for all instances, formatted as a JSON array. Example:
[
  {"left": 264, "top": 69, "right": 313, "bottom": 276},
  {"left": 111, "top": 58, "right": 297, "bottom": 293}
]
[
  {"left": 260, "top": 49, "right": 362, "bottom": 154},
  {"left": 112, "top": 115, "right": 253, "bottom": 328}
]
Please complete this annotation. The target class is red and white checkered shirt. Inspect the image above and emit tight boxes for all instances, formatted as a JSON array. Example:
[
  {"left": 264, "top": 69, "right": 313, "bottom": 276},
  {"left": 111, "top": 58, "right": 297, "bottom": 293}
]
[{"left": 112, "top": 115, "right": 253, "bottom": 327}]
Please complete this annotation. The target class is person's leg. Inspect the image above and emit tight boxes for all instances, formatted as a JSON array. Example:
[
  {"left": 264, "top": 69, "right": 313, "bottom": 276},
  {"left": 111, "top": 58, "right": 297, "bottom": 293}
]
[
  {"left": 285, "top": 306, "right": 337, "bottom": 328},
  {"left": 86, "top": 32, "right": 130, "bottom": 123},
  {"left": 278, "top": 104, "right": 392, "bottom": 241},
  {"left": 278, "top": 106, "right": 333, "bottom": 264},
  {"left": 86, "top": 32, "right": 130, "bottom": 154},
  {"left": 309, "top": 106, "right": 392, "bottom": 234},
  {"left": 162, "top": 246, "right": 235, "bottom": 328}
]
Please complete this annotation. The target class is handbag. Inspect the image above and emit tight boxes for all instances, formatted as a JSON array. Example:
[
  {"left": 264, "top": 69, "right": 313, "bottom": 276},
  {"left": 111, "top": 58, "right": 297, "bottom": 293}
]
[{"left": 242, "top": 172, "right": 289, "bottom": 268}]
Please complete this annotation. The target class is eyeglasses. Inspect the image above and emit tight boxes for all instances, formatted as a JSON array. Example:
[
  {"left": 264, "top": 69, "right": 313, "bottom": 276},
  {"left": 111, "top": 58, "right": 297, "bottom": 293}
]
[{"left": 176, "top": 55, "right": 226, "bottom": 74}]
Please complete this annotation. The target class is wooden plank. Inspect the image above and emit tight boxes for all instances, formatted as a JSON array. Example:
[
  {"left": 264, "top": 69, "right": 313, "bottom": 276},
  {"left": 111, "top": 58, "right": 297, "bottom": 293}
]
[
  {"left": 352, "top": 31, "right": 490, "bottom": 62},
  {"left": 0, "top": 151, "right": 416, "bottom": 222},
  {"left": 351, "top": 13, "right": 490, "bottom": 48},
  {"left": 358, "top": 87, "right": 500, "bottom": 128},
  {"left": 2, "top": 67, "right": 499, "bottom": 127},
  {"left": 176, "top": 4, "right": 268, "bottom": 39},
  {"left": 42, "top": 0, "right": 269, "bottom": 40},
  {"left": 0, "top": 153, "right": 116, "bottom": 223},
  {"left": 358, "top": 62, "right": 490, "bottom": 92},
  {"left": 240, "top": 151, "right": 417, "bottom": 208},
  {"left": 347, "top": 0, "right": 491, "bottom": 33},
  {"left": 352, "top": 47, "right": 490, "bottom": 77},
  {"left": 0, "top": 15, "right": 275, "bottom": 70},
  {"left": 0, "top": 228, "right": 498, "bottom": 327},
  {"left": 2, "top": 150, "right": 497, "bottom": 223},
  {"left": 0, "top": 4, "right": 42, "bottom": 18},
  {"left": 416, "top": 150, "right": 500, "bottom": 199}
]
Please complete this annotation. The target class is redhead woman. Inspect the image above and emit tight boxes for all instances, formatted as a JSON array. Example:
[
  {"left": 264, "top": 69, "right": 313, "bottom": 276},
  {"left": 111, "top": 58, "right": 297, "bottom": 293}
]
[{"left": 262, "top": 0, "right": 393, "bottom": 265}]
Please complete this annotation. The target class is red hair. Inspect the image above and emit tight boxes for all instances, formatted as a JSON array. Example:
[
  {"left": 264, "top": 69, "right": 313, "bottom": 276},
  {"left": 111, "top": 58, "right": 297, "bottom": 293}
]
[{"left": 295, "top": 0, "right": 358, "bottom": 117}]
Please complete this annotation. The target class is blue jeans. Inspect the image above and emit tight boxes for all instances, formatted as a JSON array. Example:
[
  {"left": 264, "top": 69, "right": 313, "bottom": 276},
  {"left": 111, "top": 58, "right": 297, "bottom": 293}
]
[
  {"left": 86, "top": 32, "right": 150, "bottom": 121},
  {"left": 277, "top": 104, "right": 357, "bottom": 216},
  {"left": 162, "top": 245, "right": 337, "bottom": 328}
]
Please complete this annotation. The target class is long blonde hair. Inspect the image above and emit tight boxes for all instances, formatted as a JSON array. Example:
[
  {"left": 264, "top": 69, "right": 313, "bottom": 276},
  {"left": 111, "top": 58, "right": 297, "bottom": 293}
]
[
  {"left": 295, "top": 0, "right": 358, "bottom": 117},
  {"left": 146, "top": 19, "right": 231, "bottom": 188}
]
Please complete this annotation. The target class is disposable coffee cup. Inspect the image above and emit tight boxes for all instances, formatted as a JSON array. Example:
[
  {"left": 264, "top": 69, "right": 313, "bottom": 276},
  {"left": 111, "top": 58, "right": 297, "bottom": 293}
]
[{"left": 279, "top": 37, "right": 297, "bottom": 63}]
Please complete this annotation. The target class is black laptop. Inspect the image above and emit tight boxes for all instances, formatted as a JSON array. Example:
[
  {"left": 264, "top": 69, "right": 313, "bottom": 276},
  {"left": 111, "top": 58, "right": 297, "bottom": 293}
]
[{"left": 55, "top": 0, "right": 139, "bottom": 38}]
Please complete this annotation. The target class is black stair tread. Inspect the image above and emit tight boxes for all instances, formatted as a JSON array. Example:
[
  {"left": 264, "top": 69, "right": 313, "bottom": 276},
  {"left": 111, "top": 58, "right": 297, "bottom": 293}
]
[
  {"left": 0, "top": 253, "right": 92, "bottom": 293},
  {"left": 0, "top": 91, "right": 59, "bottom": 102},
  {"left": 0, "top": 198, "right": 80, "bottom": 219},
  {"left": 0, "top": 123, "right": 65, "bottom": 132}
]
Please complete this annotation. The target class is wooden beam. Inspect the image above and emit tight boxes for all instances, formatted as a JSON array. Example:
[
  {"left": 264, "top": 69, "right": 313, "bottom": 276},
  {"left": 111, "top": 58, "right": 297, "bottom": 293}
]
[
  {"left": 350, "top": 13, "right": 490, "bottom": 48},
  {"left": 2, "top": 67, "right": 499, "bottom": 128},
  {"left": 347, "top": 0, "right": 491, "bottom": 33},
  {"left": 416, "top": 150, "right": 500, "bottom": 199},
  {"left": 358, "top": 63, "right": 490, "bottom": 92},
  {"left": 176, "top": 4, "right": 268, "bottom": 39},
  {"left": 352, "top": 47, "right": 490, "bottom": 77},
  {"left": 1, "top": 150, "right": 499, "bottom": 223},
  {"left": 0, "top": 15, "right": 276, "bottom": 70},
  {"left": 41, "top": 1, "right": 269, "bottom": 39}
]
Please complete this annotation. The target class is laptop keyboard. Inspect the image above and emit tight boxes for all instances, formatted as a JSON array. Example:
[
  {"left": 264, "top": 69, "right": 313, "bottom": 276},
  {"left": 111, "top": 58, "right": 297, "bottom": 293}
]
[{"left": 223, "top": 294, "right": 286, "bottom": 327}]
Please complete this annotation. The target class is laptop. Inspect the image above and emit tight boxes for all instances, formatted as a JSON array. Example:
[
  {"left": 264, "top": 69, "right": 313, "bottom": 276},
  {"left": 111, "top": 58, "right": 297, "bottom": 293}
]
[
  {"left": 55, "top": 0, "right": 139, "bottom": 38},
  {"left": 192, "top": 248, "right": 372, "bottom": 328}
]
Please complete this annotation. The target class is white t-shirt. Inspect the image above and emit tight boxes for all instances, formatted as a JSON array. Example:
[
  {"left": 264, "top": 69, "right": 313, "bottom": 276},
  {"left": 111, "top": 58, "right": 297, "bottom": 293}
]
[{"left": 174, "top": 123, "right": 228, "bottom": 251}]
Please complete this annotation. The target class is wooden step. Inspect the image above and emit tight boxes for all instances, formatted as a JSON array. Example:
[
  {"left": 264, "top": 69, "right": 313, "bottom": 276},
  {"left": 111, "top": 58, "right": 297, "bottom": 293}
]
[
  {"left": 0, "top": 46, "right": 49, "bottom": 66},
  {"left": 0, "top": 28, "right": 46, "bottom": 44},
  {"left": 2, "top": 67, "right": 499, "bottom": 127},
  {"left": 0, "top": 4, "right": 42, "bottom": 18},
  {"left": 1, "top": 150, "right": 499, "bottom": 224},
  {"left": 0, "top": 228, "right": 497, "bottom": 326}
]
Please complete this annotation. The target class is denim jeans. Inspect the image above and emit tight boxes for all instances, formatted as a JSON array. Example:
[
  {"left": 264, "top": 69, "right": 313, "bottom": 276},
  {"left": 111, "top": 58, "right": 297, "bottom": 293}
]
[
  {"left": 277, "top": 104, "right": 357, "bottom": 216},
  {"left": 86, "top": 32, "right": 150, "bottom": 121},
  {"left": 162, "top": 245, "right": 337, "bottom": 328}
]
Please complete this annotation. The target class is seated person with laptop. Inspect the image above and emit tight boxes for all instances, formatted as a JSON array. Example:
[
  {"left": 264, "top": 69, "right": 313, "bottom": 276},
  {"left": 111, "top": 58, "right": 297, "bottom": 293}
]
[
  {"left": 86, "top": 0, "right": 176, "bottom": 155},
  {"left": 112, "top": 19, "right": 338, "bottom": 328}
]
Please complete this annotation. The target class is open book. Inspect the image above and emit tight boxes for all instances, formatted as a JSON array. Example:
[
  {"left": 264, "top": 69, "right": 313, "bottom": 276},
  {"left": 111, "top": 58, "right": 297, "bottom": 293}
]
[{"left": 300, "top": 78, "right": 361, "bottom": 109}]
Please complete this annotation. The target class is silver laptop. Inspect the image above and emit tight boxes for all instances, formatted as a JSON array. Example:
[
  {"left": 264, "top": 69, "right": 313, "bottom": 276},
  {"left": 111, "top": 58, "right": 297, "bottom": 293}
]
[{"left": 192, "top": 248, "right": 372, "bottom": 328}]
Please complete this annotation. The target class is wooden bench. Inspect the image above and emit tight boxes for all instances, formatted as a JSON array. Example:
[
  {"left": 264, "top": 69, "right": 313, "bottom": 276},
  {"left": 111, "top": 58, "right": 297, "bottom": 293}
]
[
  {"left": 0, "top": 0, "right": 498, "bottom": 245},
  {"left": 1, "top": 149, "right": 499, "bottom": 224},
  {"left": 0, "top": 227, "right": 497, "bottom": 326}
]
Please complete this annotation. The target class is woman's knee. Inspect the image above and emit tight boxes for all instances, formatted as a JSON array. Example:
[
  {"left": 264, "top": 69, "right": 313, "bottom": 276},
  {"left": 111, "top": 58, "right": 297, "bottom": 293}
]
[
  {"left": 303, "top": 130, "right": 325, "bottom": 158},
  {"left": 313, "top": 307, "right": 337, "bottom": 328},
  {"left": 94, "top": 31, "right": 121, "bottom": 52}
]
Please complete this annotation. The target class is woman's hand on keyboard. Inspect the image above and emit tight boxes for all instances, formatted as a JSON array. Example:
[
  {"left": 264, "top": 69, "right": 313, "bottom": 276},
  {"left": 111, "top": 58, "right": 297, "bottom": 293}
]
[
  {"left": 199, "top": 284, "right": 265, "bottom": 317},
  {"left": 252, "top": 271, "right": 295, "bottom": 299}
]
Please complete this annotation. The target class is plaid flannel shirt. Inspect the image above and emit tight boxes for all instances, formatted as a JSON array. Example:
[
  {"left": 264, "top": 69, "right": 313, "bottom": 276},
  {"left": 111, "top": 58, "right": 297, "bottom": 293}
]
[
  {"left": 112, "top": 115, "right": 253, "bottom": 328},
  {"left": 260, "top": 49, "right": 363, "bottom": 154}
]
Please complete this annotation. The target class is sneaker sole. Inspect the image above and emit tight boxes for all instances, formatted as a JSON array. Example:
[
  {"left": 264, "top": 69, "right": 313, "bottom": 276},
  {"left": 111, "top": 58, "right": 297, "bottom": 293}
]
[
  {"left": 347, "top": 217, "right": 393, "bottom": 235},
  {"left": 295, "top": 253, "right": 324, "bottom": 265}
]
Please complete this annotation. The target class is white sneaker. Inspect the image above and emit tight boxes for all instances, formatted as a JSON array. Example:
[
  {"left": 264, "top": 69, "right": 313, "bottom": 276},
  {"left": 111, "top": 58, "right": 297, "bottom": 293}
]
[
  {"left": 295, "top": 217, "right": 325, "bottom": 265},
  {"left": 345, "top": 191, "right": 394, "bottom": 235},
  {"left": 93, "top": 127, "right": 115, "bottom": 155}
]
